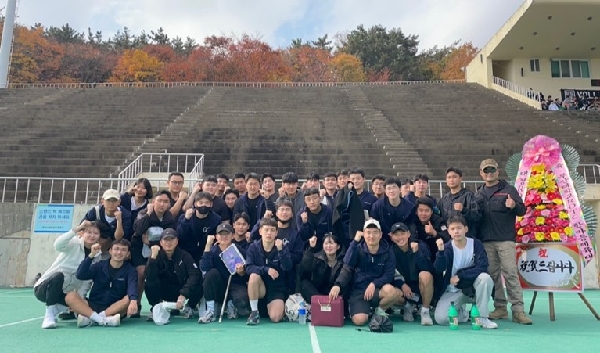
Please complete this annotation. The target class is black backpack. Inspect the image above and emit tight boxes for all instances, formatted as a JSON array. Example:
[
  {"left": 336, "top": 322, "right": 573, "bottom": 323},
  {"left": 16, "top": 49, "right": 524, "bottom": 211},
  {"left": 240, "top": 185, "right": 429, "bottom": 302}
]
[{"left": 368, "top": 314, "right": 393, "bottom": 333}]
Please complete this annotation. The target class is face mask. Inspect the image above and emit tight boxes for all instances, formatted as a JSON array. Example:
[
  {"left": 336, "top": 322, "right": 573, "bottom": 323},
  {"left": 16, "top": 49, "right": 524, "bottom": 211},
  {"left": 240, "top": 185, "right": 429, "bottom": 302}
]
[
  {"left": 195, "top": 206, "right": 211, "bottom": 215},
  {"left": 277, "top": 217, "right": 291, "bottom": 225}
]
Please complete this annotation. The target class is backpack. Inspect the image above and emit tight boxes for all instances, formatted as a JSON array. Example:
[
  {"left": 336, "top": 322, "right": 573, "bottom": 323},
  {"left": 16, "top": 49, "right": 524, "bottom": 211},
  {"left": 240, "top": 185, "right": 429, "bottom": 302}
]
[{"left": 368, "top": 314, "right": 393, "bottom": 333}]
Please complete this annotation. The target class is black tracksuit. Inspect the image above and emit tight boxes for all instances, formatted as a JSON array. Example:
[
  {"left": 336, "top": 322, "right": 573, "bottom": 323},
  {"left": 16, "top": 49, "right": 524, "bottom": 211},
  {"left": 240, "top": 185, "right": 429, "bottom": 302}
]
[
  {"left": 298, "top": 248, "right": 344, "bottom": 300},
  {"left": 475, "top": 180, "right": 526, "bottom": 243},
  {"left": 144, "top": 247, "right": 202, "bottom": 308},
  {"left": 332, "top": 185, "right": 365, "bottom": 249},
  {"left": 131, "top": 210, "right": 178, "bottom": 267},
  {"left": 439, "top": 188, "right": 480, "bottom": 238}
]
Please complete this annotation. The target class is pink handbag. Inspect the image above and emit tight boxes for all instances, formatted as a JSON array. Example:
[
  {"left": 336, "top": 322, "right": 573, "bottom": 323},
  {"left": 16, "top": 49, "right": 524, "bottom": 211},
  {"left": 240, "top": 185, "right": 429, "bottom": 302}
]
[{"left": 310, "top": 295, "right": 344, "bottom": 327}]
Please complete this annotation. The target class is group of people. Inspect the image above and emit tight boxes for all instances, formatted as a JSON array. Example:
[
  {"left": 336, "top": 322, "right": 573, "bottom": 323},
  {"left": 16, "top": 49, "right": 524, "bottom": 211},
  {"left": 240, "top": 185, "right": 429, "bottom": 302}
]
[{"left": 33, "top": 158, "right": 534, "bottom": 330}]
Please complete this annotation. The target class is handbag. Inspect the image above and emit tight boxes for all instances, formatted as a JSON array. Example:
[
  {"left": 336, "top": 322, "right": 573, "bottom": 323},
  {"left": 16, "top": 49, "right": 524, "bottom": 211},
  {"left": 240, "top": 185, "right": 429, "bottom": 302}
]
[{"left": 310, "top": 295, "right": 344, "bottom": 327}]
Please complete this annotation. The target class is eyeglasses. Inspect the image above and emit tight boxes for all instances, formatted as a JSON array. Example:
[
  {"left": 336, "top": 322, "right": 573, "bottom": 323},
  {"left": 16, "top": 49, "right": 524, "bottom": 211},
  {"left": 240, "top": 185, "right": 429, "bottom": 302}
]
[
  {"left": 482, "top": 167, "right": 497, "bottom": 174},
  {"left": 169, "top": 181, "right": 184, "bottom": 185}
]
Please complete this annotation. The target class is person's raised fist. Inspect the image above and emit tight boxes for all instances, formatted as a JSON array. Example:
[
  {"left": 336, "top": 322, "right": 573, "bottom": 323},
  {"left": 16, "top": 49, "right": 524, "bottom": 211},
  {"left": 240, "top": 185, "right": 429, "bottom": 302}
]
[
  {"left": 309, "top": 236, "right": 318, "bottom": 248},
  {"left": 436, "top": 238, "right": 445, "bottom": 251}
]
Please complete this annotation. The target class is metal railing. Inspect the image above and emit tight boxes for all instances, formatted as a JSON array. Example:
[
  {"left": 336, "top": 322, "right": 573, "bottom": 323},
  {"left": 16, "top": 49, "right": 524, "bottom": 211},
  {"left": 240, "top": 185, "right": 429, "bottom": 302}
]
[
  {"left": 493, "top": 76, "right": 542, "bottom": 102},
  {"left": 578, "top": 164, "right": 600, "bottom": 184},
  {"left": 6, "top": 80, "right": 466, "bottom": 89},
  {"left": 116, "top": 153, "right": 204, "bottom": 191}
]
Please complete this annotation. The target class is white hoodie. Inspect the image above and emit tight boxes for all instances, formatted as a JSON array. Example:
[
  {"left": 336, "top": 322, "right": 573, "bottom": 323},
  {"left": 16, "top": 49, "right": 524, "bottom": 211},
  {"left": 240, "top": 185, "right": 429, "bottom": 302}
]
[{"left": 34, "top": 229, "right": 100, "bottom": 297}]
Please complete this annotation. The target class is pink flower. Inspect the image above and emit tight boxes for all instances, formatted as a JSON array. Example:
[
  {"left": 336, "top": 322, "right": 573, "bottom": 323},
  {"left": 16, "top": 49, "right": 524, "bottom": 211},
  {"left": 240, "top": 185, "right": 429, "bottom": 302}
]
[
  {"left": 541, "top": 210, "right": 551, "bottom": 217},
  {"left": 522, "top": 135, "right": 561, "bottom": 168},
  {"left": 522, "top": 234, "right": 531, "bottom": 243}
]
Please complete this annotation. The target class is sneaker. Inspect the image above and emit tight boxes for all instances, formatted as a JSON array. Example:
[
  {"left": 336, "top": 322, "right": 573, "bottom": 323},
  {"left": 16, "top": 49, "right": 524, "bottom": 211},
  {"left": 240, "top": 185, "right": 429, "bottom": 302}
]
[
  {"left": 403, "top": 303, "right": 415, "bottom": 322},
  {"left": 246, "top": 310, "right": 260, "bottom": 325},
  {"left": 198, "top": 309, "right": 215, "bottom": 324},
  {"left": 480, "top": 317, "right": 499, "bottom": 329},
  {"left": 420, "top": 309, "right": 433, "bottom": 326},
  {"left": 41, "top": 316, "right": 57, "bottom": 329},
  {"left": 512, "top": 311, "right": 533, "bottom": 325},
  {"left": 226, "top": 301, "right": 238, "bottom": 319},
  {"left": 182, "top": 306, "right": 195, "bottom": 319},
  {"left": 77, "top": 315, "right": 93, "bottom": 328},
  {"left": 130, "top": 305, "right": 142, "bottom": 319},
  {"left": 104, "top": 314, "right": 121, "bottom": 327},
  {"left": 58, "top": 311, "right": 75, "bottom": 320},
  {"left": 489, "top": 308, "right": 509, "bottom": 320},
  {"left": 458, "top": 305, "right": 469, "bottom": 323},
  {"left": 146, "top": 312, "right": 154, "bottom": 322}
]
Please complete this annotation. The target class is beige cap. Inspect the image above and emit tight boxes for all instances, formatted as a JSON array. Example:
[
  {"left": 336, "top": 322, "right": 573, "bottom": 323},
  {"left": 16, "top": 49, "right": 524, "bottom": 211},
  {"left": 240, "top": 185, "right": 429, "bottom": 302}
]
[
  {"left": 480, "top": 159, "right": 499, "bottom": 170},
  {"left": 102, "top": 189, "right": 120, "bottom": 200}
]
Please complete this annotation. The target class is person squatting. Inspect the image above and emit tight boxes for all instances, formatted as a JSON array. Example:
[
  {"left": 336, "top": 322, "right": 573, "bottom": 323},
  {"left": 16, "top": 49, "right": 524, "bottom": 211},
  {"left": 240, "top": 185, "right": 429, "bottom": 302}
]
[{"left": 34, "top": 162, "right": 533, "bottom": 329}]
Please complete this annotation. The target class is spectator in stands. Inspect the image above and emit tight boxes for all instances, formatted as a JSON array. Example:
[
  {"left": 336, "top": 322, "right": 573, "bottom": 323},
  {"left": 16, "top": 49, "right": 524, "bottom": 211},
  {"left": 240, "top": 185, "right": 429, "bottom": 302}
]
[
  {"left": 119, "top": 178, "right": 153, "bottom": 237},
  {"left": 298, "top": 233, "right": 345, "bottom": 304},
  {"left": 548, "top": 100, "right": 560, "bottom": 111},
  {"left": 66, "top": 239, "right": 137, "bottom": 328},
  {"left": 131, "top": 190, "right": 177, "bottom": 317},
  {"left": 371, "top": 174, "right": 386, "bottom": 199},
  {"left": 329, "top": 219, "right": 398, "bottom": 326},
  {"left": 184, "top": 176, "right": 230, "bottom": 224},
  {"left": 370, "top": 177, "right": 415, "bottom": 243},
  {"left": 389, "top": 222, "right": 434, "bottom": 325},
  {"left": 406, "top": 174, "right": 438, "bottom": 211},
  {"left": 433, "top": 215, "right": 497, "bottom": 329},
  {"left": 439, "top": 167, "right": 480, "bottom": 238},
  {"left": 216, "top": 173, "right": 230, "bottom": 198},
  {"left": 297, "top": 188, "right": 333, "bottom": 251},
  {"left": 167, "top": 172, "right": 188, "bottom": 219},
  {"left": 280, "top": 172, "right": 305, "bottom": 215},
  {"left": 200, "top": 224, "right": 250, "bottom": 323},
  {"left": 144, "top": 228, "right": 202, "bottom": 322},
  {"left": 224, "top": 189, "right": 240, "bottom": 224},
  {"left": 304, "top": 172, "right": 320, "bottom": 189},
  {"left": 233, "top": 173, "right": 247, "bottom": 195},
  {"left": 177, "top": 192, "right": 221, "bottom": 264},
  {"left": 234, "top": 173, "right": 275, "bottom": 228},
  {"left": 260, "top": 173, "right": 279, "bottom": 203},
  {"left": 400, "top": 178, "right": 413, "bottom": 198},
  {"left": 337, "top": 169, "right": 350, "bottom": 190},
  {"left": 34, "top": 221, "right": 101, "bottom": 329},
  {"left": 320, "top": 172, "right": 338, "bottom": 208},
  {"left": 83, "top": 189, "right": 132, "bottom": 249},
  {"left": 349, "top": 168, "right": 378, "bottom": 211},
  {"left": 475, "top": 159, "right": 532, "bottom": 325},
  {"left": 246, "top": 218, "right": 293, "bottom": 325}
]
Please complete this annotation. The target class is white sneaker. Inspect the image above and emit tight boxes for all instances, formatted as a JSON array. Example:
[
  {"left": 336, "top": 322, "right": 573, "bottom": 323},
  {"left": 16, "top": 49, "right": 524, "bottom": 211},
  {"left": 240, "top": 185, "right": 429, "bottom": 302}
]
[
  {"left": 226, "top": 301, "right": 238, "bottom": 319},
  {"left": 198, "top": 309, "right": 215, "bottom": 324},
  {"left": 182, "top": 306, "right": 195, "bottom": 319},
  {"left": 458, "top": 305, "right": 469, "bottom": 323},
  {"left": 420, "top": 309, "right": 433, "bottom": 326},
  {"left": 41, "top": 316, "right": 57, "bottom": 329},
  {"left": 104, "top": 314, "right": 121, "bottom": 327},
  {"left": 77, "top": 315, "right": 93, "bottom": 328},
  {"left": 403, "top": 303, "right": 415, "bottom": 322},
  {"left": 480, "top": 317, "right": 498, "bottom": 329}
]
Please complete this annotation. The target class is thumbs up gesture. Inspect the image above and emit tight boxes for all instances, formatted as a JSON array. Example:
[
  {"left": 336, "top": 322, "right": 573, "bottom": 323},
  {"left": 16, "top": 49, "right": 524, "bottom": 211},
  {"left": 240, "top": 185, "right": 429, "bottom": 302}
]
[
  {"left": 505, "top": 194, "right": 516, "bottom": 209},
  {"left": 425, "top": 221, "right": 437, "bottom": 236},
  {"left": 410, "top": 242, "right": 419, "bottom": 253}
]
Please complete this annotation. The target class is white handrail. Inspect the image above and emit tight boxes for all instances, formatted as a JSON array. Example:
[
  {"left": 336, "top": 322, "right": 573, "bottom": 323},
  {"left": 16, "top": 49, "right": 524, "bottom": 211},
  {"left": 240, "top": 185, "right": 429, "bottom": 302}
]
[{"left": 493, "top": 76, "right": 542, "bottom": 102}]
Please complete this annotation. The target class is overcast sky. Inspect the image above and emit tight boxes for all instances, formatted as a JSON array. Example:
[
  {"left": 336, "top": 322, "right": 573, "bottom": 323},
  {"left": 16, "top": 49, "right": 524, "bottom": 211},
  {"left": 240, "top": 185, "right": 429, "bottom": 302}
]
[{"left": 13, "top": 0, "right": 525, "bottom": 50}]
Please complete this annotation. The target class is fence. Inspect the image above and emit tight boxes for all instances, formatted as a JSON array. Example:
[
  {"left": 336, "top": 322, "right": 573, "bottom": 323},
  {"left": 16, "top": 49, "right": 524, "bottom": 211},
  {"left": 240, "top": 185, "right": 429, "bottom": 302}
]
[{"left": 493, "top": 76, "right": 542, "bottom": 102}]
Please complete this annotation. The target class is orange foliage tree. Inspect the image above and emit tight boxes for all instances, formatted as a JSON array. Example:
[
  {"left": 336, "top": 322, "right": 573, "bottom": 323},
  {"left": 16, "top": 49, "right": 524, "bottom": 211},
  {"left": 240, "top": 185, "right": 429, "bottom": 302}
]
[
  {"left": 438, "top": 42, "right": 478, "bottom": 80},
  {"left": 109, "top": 49, "right": 163, "bottom": 82},
  {"left": 330, "top": 53, "right": 366, "bottom": 82},
  {"left": 285, "top": 47, "right": 333, "bottom": 82},
  {"left": 9, "top": 26, "right": 64, "bottom": 83}
]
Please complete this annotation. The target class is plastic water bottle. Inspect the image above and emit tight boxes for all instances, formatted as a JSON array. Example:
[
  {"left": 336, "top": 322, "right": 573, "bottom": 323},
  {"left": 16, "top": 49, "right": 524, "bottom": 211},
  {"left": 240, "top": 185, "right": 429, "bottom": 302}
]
[
  {"left": 448, "top": 301, "right": 459, "bottom": 330},
  {"left": 298, "top": 302, "right": 307, "bottom": 325},
  {"left": 471, "top": 304, "right": 481, "bottom": 330}
]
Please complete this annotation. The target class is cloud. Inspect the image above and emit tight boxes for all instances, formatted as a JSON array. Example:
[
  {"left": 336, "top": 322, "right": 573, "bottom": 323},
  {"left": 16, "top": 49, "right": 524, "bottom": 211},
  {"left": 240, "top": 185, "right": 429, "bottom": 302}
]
[{"left": 15, "top": 0, "right": 524, "bottom": 50}]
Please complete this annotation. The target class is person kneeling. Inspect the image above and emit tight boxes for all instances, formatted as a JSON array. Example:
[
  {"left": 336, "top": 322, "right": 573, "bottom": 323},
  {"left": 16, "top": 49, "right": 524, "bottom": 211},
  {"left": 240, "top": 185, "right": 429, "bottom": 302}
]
[
  {"left": 199, "top": 223, "right": 250, "bottom": 323},
  {"left": 433, "top": 215, "right": 497, "bottom": 329},
  {"left": 389, "top": 222, "right": 435, "bottom": 325},
  {"left": 330, "top": 219, "right": 399, "bottom": 327},
  {"left": 298, "top": 233, "right": 344, "bottom": 301},
  {"left": 245, "top": 218, "right": 293, "bottom": 325},
  {"left": 145, "top": 228, "right": 202, "bottom": 323},
  {"left": 65, "top": 239, "right": 138, "bottom": 328}
]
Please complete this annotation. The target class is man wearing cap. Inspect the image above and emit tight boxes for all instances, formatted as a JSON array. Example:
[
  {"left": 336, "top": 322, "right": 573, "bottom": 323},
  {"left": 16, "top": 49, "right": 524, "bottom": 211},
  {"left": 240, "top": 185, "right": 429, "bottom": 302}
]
[
  {"left": 389, "top": 222, "right": 435, "bottom": 325},
  {"left": 329, "top": 219, "right": 399, "bottom": 327},
  {"left": 83, "top": 189, "right": 132, "bottom": 251},
  {"left": 199, "top": 223, "right": 250, "bottom": 323},
  {"left": 475, "top": 159, "right": 532, "bottom": 325},
  {"left": 144, "top": 228, "right": 202, "bottom": 322}
]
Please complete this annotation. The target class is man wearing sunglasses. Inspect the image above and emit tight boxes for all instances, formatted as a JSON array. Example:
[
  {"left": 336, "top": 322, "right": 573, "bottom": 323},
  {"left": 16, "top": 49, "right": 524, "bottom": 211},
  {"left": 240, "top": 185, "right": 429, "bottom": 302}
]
[{"left": 475, "top": 159, "right": 532, "bottom": 325}]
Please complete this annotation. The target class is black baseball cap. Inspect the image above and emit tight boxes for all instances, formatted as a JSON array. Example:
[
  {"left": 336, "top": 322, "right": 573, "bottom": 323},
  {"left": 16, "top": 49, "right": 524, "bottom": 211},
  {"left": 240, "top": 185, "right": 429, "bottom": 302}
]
[
  {"left": 390, "top": 222, "right": 410, "bottom": 233},
  {"left": 160, "top": 228, "right": 178, "bottom": 240},
  {"left": 216, "top": 223, "right": 234, "bottom": 234}
]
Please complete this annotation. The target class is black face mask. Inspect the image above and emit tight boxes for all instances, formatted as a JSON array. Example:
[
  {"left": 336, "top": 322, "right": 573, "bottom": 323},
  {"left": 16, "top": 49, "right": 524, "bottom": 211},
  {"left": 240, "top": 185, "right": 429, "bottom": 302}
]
[
  {"left": 195, "top": 206, "right": 211, "bottom": 215},
  {"left": 277, "top": 217, "right": 291, "bottom": 225}
]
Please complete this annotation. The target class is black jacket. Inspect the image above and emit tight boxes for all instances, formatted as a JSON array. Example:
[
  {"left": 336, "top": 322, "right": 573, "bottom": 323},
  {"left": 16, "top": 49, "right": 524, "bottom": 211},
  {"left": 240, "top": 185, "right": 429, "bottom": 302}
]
[
  {"left": 145, "top": 247, "right": 201, "bottom": 298},
  {"left": 233, "top": 194, "right": 275, "bottom": 228},
  {"left": 475, "top": 180, "right": 526, "bottom": 242},
  {"left": 391, "top": 242, "right": 433, "bottom": 287},
  {"left": 77, "top": 258, "right": 137, "bottom": 307},
  {"left": 336, "top": 240, "right": 395, "bottom": 292},
  {"left": 332, "top": 185, "right": 365, "bottom": 246},
  {"left": 439, "top": 188, "right": 480, "bottom": 238},
  {"left": 299, "top": 248, "right": 344, "bottom": 294},
  {"left": 409, "top": 213, "right": 450, "bottom": 263},
  {"left": 131, "top": 210, "right": 178, "bottom": 256},
  {"left": 176, "top": 211, "right": 221, "bottom": 262}
]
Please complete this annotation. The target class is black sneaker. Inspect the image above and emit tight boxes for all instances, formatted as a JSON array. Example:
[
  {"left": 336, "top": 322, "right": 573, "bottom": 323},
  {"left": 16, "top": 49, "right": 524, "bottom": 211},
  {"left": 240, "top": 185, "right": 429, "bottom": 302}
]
[
  {"left": 130, "top": 305, "right": 142, "bottom": 319},
  {"left": 59, "top": 311, "right": 76, "bottom": 320},
  {"left": 246, "top": 311, "right": 260, "bottom": 325}
]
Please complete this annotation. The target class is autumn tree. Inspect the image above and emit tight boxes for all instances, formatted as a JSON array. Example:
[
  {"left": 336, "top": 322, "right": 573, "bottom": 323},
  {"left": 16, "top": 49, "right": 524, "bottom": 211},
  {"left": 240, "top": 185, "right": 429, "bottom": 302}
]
[
  {"left": 420, "top": 41, "right": 478, "bottom": 80},
  {"left": 109, "top": 49, "right": 163, "bottom": 82},
  {"left": 330, "top": 53, "right": 366, "bottom": 82},
  {"left": 285, "top": 46, "right": 333, "bottom": 82},
  {"left": 9, "top": 26, "right": 64, "bottom": 83}
]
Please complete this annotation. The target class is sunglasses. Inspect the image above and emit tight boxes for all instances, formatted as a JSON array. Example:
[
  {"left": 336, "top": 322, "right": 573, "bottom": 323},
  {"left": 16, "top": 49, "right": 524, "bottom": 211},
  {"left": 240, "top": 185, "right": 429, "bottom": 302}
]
[{"left": 482, "top": 167, "right": 497, "bottom": 174}]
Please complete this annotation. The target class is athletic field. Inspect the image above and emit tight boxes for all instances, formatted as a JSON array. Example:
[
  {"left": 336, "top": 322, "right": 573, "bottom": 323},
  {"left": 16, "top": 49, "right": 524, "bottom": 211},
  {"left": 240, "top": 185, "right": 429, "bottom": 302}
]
[{"left": 1, "top": 289, "right": 598, "bottom": 352}]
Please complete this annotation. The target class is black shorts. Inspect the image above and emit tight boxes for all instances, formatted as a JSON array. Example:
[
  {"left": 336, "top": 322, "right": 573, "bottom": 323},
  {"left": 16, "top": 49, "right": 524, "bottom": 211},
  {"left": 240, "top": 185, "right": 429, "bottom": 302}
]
[
  {"left": 88, "top": 301, "right": 108, "bottom": 314},
  {"left": 348, "top": 288, "right": 381, "bottom": 317},
  {"left": 265, "top": 285, "right": 288, "bottom": 304},
  {"left": 130, "top": 250, "right": 147, "bottom": 268}
]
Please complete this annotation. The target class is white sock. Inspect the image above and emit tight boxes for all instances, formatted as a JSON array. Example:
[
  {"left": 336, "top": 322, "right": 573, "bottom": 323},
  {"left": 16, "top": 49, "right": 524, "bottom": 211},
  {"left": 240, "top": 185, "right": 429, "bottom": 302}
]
[
  {"left": 421, "top": 307, "right": 429, "bottom": 313},
  {"left": 250, "top": 300, "right": 259, "bottom": 312},
  {"left": 375, "top": 307, "right": 387, "bottom": 316},
  {"left": 45, "top": 305, "right": 57, "bottom": 318},
  {"left": 90, "top": 312, "right": 104, "bottom": 324},
  {"left": 206, "top": 300, "right": 215, "bottom": 312},
  {"left": 55, "top": 304, "right": 68, "bottom": 313},
  {"left": 99, "top": 311, "right": 107, "bottom": 318}
]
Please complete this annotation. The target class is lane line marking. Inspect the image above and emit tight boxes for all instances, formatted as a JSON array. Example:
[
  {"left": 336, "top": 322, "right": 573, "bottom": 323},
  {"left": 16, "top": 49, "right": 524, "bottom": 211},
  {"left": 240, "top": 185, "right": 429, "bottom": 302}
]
[
  {"left": 308, "top": 324, "right": 322, "bottom": 353},
  {"left": 0, "top": 316, "right": 44, "bottom": 328}
]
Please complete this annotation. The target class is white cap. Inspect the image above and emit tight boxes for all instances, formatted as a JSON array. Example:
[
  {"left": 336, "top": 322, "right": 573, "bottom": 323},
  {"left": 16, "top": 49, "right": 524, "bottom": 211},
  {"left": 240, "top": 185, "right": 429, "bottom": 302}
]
[
  {"left": 102, "top": 189, "right": 120, "bottom": 200},
  {"left": 363, "top": 219, "right": 381, "bottom": 230}
]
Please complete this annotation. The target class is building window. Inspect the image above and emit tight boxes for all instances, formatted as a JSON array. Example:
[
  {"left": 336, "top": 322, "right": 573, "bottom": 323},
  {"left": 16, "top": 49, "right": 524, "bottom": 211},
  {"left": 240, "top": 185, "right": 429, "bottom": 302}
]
[
  {"left": 530, "top": 59, "right": 540, "bottom": 72},
  {"left": 550, "top": 59, "right": 590, "bottom": 78}
]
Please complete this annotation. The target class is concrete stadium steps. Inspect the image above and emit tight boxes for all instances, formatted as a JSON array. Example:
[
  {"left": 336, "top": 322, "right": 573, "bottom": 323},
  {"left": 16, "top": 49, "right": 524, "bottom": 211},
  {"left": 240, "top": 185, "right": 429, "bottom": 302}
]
[
  {"left": 361, "top": 84, "right": 600, "bottom": 179},
  {"left": 0, "top": 88, "right": 208, "bottom": 177}
]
